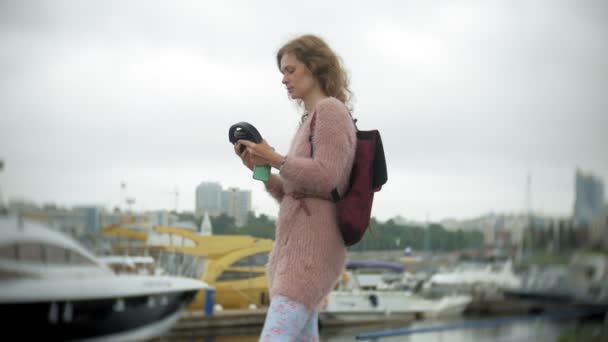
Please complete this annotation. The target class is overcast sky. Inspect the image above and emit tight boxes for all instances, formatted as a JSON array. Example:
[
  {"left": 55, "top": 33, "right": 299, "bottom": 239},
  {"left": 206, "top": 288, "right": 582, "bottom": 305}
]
[{"left": 1, "top": 0, "right": 606, "bottom": 222}]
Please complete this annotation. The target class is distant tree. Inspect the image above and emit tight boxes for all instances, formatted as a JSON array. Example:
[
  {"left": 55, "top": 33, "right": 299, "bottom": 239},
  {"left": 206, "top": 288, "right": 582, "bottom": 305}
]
[
  {"left": 175, "top": 212, "right": 196, "bottom": 225},
  {"left": 241, "top": 211, "right": 275, "bottom": 239},
  {"left": 348, "top": 219, "right": 483, "bottom": 252},
  {"left": 210, "top": 214, "right": 237, "bottom": 235},
  {"left": 42, "top": 203, "right": 58, "bottom": 211}
]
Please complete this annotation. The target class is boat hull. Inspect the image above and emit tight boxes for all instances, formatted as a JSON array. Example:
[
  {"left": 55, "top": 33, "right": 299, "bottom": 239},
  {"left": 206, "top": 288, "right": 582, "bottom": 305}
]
[
  {"left": 324, "top": 291, "right": 472, "bottom": 321},
  {"left": 0, "top": 290, "right": 197, "bottom": 342}
]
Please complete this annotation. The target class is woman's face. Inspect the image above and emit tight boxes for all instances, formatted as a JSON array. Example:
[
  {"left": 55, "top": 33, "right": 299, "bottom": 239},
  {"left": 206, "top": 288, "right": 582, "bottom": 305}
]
[{"left": 280, "top": 52, "right": 318, "bottom": 100}]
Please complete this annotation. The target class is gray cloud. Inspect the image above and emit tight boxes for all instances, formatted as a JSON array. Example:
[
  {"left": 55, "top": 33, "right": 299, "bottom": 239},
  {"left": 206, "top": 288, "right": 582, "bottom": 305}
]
[{"left": 1, "top": 0, "right": 606, "bottom": 220}]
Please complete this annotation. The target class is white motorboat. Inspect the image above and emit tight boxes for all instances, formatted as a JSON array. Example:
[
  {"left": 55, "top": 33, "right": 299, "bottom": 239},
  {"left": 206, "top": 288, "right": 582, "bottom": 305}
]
[
  {"left": 424, "top": 259, "right": 522, "bottom": 293},
  {"left": 505, "top": 253, "right": 608, "bottom": 306},
  {"left": 322, "top": 260, "right": 472, "bottom": 323},
  {"left": 0, "top": 216, "right": 211, "bottom": 342},
  {"left": 323, "top": 289, "right": 472, "bottom": 322}
]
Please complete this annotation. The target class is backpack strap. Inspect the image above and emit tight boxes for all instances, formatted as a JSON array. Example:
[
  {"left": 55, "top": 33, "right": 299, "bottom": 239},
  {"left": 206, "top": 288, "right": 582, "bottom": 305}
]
[
  {"left": 309, "top": 112, "right": 317, "bottom": 158},
  {"left": 308, "top": 111, "right": 349, "bottom": 203},
  {"left": 308, "top": 111, "right": 357, "bottom": 156},
  {"left": 330, "top": 189, "right": 341, "bottom": 202}
]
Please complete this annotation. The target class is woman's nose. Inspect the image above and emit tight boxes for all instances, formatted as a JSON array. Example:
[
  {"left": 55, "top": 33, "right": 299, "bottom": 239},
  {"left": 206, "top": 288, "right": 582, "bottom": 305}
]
[{"left": 282, "top": 75, "right": 288, "bottom": 84}]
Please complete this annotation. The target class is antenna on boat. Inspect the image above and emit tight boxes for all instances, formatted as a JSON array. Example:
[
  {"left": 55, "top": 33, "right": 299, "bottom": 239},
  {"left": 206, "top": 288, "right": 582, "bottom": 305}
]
[
  {"left": 120, "top": 181, "right": 127, "bottom": 212},
  {"left": 424, "top": 213, "right": 430, "bottom": 253},
  {"left": 165, "top": 187, "right": 179, "bottom": 212},
  {"left": 522, "top": 171, "right": 533, "bottom": 261}
]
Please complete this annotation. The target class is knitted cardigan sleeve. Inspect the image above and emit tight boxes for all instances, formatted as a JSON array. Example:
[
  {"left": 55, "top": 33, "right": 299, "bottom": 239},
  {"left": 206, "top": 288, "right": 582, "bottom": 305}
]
[
  {"left": 264, "top": 174, "right": 285, "bottom": 203},
  {"left": 279, "top": 97, "right": 356, "bottom": 198}
]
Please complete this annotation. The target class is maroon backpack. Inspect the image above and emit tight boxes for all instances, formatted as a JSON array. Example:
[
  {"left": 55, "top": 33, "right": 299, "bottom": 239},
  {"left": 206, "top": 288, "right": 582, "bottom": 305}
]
[{"left": 310, "top": 113, "right": 388, "bottom": 246}]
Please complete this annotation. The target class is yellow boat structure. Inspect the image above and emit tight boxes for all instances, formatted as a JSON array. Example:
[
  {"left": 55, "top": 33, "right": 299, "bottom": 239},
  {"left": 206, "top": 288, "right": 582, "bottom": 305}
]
[{"left": 102, "top": 224, "right": 273, "bottom": 311}]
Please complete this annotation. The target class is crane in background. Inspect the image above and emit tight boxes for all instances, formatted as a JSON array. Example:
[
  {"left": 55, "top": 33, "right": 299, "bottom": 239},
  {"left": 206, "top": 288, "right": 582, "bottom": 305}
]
[
  {"left": 120, "top": 181, "right": 136, "bottom": 213},
  {"left": 119, "top": 182, "right": 179, "bottom": 213}
]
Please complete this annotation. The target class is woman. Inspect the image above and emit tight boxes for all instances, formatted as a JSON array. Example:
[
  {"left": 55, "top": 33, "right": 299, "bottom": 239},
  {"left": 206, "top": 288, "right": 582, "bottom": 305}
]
[{"left": 234, "top": 34, "right": 356, "bottom": 341}]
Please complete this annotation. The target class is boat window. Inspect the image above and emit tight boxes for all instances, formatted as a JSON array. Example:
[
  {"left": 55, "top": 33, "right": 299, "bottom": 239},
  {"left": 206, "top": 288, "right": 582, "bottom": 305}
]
[
  {"left": 216, "top": 270, "right": 266, "bottom": 282},
  {"left": 44, "top": 245, "right": 69, "bottom": 264},
  {"left": 17, "top": 243, "right": 44, "bottom": 262},
  {"left": 67, "top": 251, "right": 95, "bottom": 265},
  {"left": 0, "top": 244, "right": 17, "bottom": 260},
  {"left": 0, "top": 269, "right": 35, "bottom": 280},
  {"left": 231, "top": 252, "right": 269, "bottom": 267}
]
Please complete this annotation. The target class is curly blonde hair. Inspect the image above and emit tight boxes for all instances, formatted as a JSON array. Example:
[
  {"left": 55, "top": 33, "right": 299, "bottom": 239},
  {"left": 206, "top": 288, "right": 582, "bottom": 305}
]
[{"left": 277, "top": 34, "right": 353, "bottom": 112}]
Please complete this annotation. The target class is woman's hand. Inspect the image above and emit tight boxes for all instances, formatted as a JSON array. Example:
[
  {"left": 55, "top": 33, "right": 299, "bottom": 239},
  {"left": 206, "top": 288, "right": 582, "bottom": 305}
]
[
  {"left": 233, "top": 142, "right": 255, "bottom": 171},
  {"left": 237, "top": 139, "right": 285, "bottom": 169}
]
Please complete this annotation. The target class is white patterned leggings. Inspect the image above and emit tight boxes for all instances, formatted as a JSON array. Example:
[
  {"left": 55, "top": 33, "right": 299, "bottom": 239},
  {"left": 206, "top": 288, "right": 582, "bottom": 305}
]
[{"left": 260, "top": 295, "right": 319, "bottom": 342}]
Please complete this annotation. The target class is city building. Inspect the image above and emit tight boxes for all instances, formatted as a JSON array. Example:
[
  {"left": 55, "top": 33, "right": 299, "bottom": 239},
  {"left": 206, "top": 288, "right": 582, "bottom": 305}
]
[
  {"left": 590, "top": 205, "right": 608, "bottom": 249},
  {"left": 195, "top": 182, "right": 252, "bottom": 227},
  {"left": 221, "top": 187, "right": 251, "bottom": 227},
  {"left": 573, "top": 169, "right": 605, "bottom": 227},
  {"left": 72, "top": 206, "right": 103, "bottom": 234},
  {"left": 148, "top": 210, "right": 171, "bottom": 226},
  {"left": 195, "top": 182, "right": 223, "bottom": 217}
]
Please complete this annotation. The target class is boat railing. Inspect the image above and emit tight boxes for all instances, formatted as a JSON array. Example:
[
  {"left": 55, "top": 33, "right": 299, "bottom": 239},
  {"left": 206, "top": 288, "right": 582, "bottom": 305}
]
[{"left": 151, "top": 250, "right": 206, "bottom": 278}]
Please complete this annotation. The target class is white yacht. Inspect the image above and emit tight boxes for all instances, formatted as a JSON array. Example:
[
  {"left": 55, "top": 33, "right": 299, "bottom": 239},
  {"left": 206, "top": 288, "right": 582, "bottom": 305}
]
[
  {"left": 505, "top": 253, "right": 608, "bottom": 306},
  {"left": 323, "top": 289, "right": 472, "bottom": 322},
  {"left": 424, "top": 259, "right": 522, "bottom": 294},
  {"left": 0, "top": 216, "right": 210, "bottom": 342},
  {"left": 322, "top": 261, "right": 472, "bottom": 323}
]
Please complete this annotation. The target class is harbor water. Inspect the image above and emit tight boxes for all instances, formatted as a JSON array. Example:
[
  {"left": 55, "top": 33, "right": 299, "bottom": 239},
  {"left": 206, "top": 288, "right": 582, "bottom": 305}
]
[{"left": 155, "top": 317, "right": 606, "bottom": 341}]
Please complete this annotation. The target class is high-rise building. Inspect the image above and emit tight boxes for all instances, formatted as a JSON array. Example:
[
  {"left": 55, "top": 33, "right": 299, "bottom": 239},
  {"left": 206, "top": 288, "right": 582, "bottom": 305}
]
[
  {"left": 195, "top": 182, "right": 223, "bottom": 217},
  {"left": 573, "top": 169, "right": 605, "bottom": 227},
  {"left": 195, "top": 182, "right": 252, "bottom": 227},
  {"left": 590, "top": 206, "right": 608, "bottom": 249},
  {"left": 221, "top": 187, "right": 252, "bottom": 227}
]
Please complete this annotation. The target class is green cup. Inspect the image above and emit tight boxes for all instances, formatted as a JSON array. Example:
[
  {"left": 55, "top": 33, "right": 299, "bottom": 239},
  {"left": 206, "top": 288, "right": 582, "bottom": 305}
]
[{"left": 253, "top": 164, "right": 270, "bottom": 182}]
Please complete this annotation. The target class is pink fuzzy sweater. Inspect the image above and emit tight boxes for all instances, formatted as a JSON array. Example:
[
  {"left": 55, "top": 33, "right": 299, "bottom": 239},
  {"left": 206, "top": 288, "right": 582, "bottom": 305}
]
[{"left": 264, "top": 97, "right": 356, "bottom": 310}]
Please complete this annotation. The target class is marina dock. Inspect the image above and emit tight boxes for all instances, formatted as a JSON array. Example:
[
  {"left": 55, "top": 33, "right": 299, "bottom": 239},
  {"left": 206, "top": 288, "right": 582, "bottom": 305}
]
[{"left": 171, "top": 307, "right": 418, "bottom": 330}]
